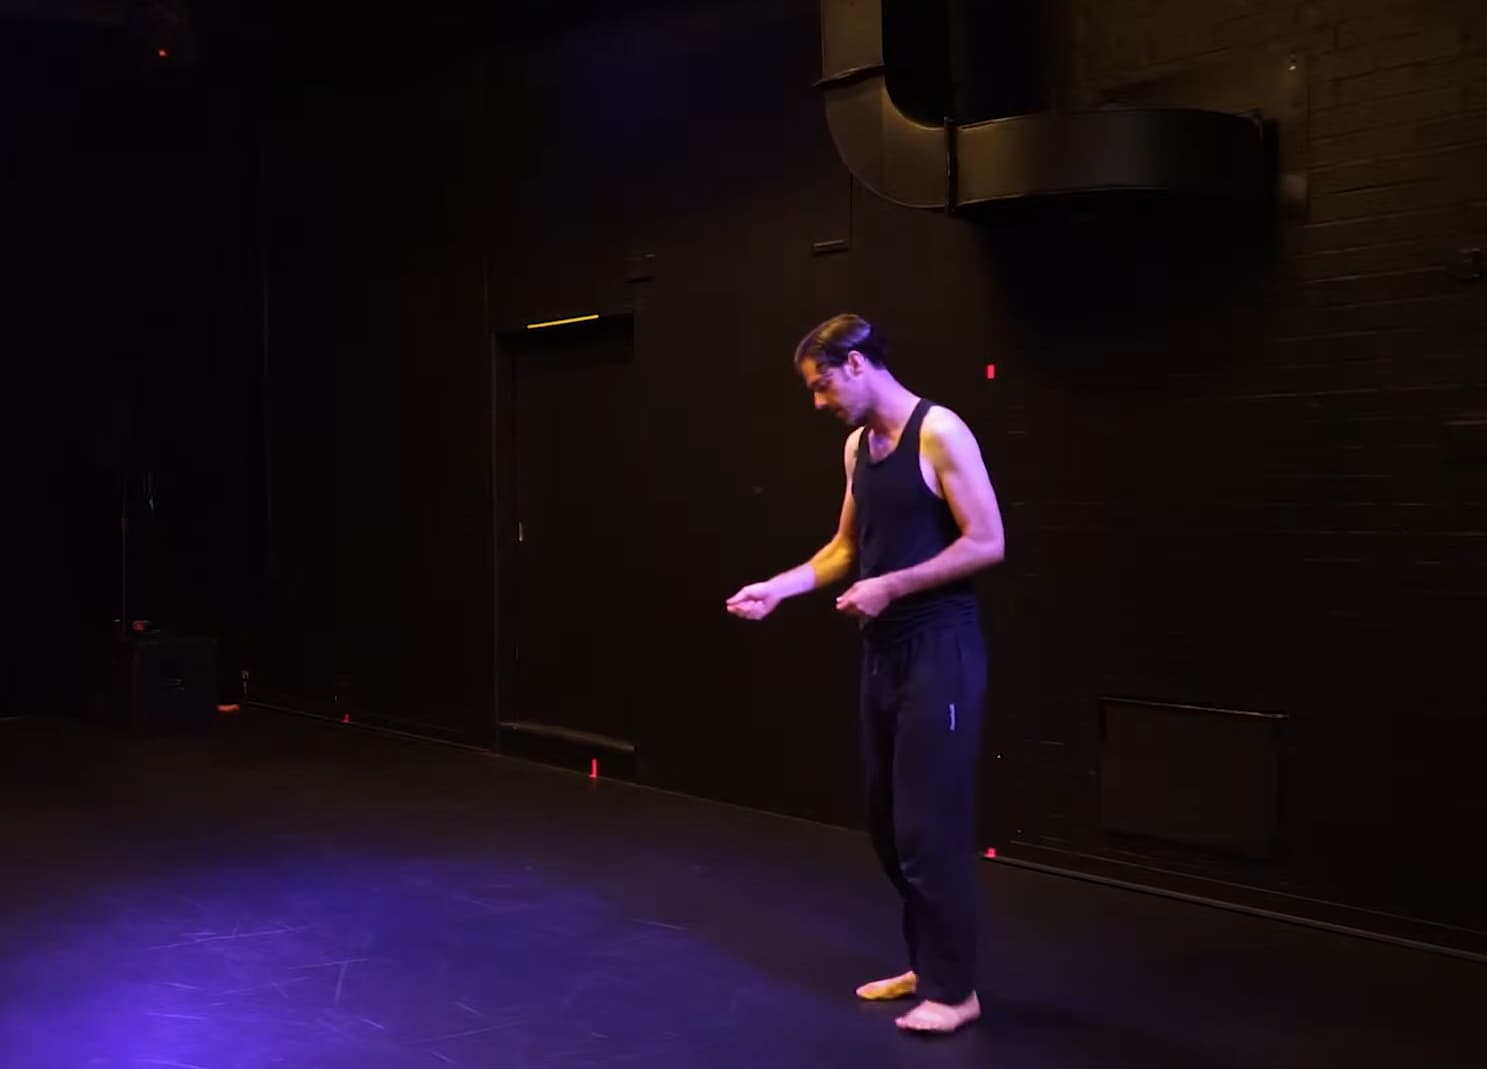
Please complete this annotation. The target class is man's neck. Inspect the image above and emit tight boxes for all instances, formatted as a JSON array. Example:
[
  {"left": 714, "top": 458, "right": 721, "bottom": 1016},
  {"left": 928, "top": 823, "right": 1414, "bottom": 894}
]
[{"left": 864, "top": 381, "right": 921, "bottom": 440}]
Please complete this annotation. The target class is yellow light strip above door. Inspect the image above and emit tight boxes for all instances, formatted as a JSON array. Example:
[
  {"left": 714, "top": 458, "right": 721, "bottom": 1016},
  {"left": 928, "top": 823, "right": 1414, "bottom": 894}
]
[{"left": 525, "top": 314, "right": 600, "bottom": 330}]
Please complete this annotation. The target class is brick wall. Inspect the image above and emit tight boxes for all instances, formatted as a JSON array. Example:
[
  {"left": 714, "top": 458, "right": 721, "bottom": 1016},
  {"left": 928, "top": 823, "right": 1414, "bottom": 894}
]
[{"left": 997, "top": 0, "right": 1487, "bottom": 928}]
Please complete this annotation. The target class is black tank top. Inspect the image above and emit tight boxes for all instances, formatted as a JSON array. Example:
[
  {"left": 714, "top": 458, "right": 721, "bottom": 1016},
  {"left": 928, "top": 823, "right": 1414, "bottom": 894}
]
[{"left": 852, "top": 398, "right": 978, "bottom": 645}]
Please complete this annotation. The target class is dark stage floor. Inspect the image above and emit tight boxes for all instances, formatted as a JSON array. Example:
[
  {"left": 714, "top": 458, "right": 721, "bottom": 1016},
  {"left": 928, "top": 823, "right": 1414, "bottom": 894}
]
[{"left": 2, "top": 711, "right": 1484, "bottom": 1069}]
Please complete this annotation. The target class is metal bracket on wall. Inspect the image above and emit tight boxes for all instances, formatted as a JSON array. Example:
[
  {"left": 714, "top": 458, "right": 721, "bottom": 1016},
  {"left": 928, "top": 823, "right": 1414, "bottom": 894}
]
[
  {"left": 625, "top": 253, "right": 656, "bottom": 282},
  {"left": 1455, "top": 247, "right": 1484, "bottom": 284},
  {"left": 944, "top": 115, "right": 960, "bottom": 217}
]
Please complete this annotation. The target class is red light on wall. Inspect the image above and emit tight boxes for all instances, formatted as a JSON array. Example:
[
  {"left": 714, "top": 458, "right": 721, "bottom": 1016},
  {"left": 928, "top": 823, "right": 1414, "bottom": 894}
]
[
  {"left": 983, "top": 847, "right": 997, "bottom": 859},
  {"left": 341, "top": 714, "right": 352, "bottom": 724},
  {"left": 589, "top": 759, "right": 599, "bottom": 779},
  {"left": 985, "top": 364, "right": 996, "bottom": 380},
  {"left": 157, "top": 48, "right": 169, "bottom": 59},
  {"left": 217, "top": 704, "right": 240, "bottom": 714}
]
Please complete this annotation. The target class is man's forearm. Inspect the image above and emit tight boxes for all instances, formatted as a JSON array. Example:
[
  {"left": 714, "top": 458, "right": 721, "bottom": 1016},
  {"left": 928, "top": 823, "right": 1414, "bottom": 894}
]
[
  {"left": 770, "top": 540, "right": 854, "bottom": 598},
  {"left": 882, "top": 536, "right": 1002, "bottom": 600}
]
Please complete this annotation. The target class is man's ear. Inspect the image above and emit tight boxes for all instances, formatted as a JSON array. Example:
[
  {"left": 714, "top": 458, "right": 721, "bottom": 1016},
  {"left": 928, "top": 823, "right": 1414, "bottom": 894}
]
[{"left": 845, "top": 349, "right": 865, "bottom": 374}]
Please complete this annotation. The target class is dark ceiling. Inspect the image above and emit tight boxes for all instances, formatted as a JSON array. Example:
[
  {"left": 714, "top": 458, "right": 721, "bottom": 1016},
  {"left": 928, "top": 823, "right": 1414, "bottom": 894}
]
[{"left": 0, "top": 0, "right": 703, "bottom": 84}]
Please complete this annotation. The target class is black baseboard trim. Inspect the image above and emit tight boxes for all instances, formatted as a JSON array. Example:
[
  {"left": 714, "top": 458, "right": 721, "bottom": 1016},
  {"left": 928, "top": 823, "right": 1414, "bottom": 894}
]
[
  {"left": 991, "top": 847, "right": 1487, "bottom": 964},
  {"left": 242, "top": 701, "right": 1487, "bottom": 964},
  {"left": 243, "top": 699, "right": 486, "bottom": 753}
]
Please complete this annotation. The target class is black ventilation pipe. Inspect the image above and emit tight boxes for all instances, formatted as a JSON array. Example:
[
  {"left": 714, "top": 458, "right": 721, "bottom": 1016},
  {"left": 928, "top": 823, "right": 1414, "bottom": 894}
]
[{"left": 817, "top": 0, "right": 1268, "bottom": 213}]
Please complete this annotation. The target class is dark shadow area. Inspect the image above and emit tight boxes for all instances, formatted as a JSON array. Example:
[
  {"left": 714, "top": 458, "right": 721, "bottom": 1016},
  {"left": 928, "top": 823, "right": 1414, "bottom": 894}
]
[
  {"left": 975, "top": 192, "right": 1276, "bottom": 370},
  {"left": 0, "top": 14, "right": 263, "bottom": 720}
]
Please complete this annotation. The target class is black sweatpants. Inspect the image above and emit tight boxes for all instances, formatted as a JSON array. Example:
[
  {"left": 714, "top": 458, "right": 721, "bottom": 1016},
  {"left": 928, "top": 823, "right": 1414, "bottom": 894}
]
[{"left": 858, "top": 621, "right": 986, "bottom": 1004}]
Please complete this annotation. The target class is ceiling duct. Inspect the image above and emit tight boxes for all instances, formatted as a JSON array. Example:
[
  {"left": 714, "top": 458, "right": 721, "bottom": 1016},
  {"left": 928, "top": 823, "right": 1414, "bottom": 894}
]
[{"left": 817, "top": 0, "right": 1269, "bottom": 215}]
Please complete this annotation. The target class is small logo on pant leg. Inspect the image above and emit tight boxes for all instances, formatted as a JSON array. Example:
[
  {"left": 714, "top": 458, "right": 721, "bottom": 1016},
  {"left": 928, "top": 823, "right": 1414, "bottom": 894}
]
[{"left": 949, "top": 703, "right": 957, "bottom": 731}]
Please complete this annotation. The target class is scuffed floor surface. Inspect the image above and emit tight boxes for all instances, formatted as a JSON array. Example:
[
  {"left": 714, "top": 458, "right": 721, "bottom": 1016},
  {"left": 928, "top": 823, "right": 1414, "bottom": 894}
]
[{"left": 1, "top": 711, "right": 1484, "bottom": 1068}]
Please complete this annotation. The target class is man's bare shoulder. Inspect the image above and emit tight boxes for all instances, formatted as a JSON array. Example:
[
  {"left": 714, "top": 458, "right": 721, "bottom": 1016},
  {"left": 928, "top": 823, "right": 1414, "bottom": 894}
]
[
  {"left": 921, "top": 404, "right": 978, "bottom": 447},
  {"left": 843, "top": 427, "right": 865, "bottom": 465}
]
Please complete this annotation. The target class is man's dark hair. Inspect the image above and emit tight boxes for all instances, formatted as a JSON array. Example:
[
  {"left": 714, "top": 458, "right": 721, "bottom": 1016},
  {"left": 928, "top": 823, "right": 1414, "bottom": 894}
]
[{"left": 793, "top": 313, "right": 889, "bottom": 371}]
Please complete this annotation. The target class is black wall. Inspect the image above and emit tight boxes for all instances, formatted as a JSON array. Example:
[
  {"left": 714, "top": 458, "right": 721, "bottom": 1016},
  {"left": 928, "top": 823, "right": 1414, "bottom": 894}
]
[
  {"left": 257, "top": 61, "right": 494, "bottom": 734},
  {"left": 255, "top": 0, "right": 1487, "bottom": 941}
]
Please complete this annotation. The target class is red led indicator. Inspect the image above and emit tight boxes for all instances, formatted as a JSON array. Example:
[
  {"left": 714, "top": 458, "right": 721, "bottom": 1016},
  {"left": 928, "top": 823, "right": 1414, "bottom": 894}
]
[
  {"left": 157, "top": 48, "right": 169, "bottom": 58},
  {"left": 341, "top": 714, "right": 352, "bottom": 724},
  {"left": 983, "top": 847, "right": 997, "bottom": 859},
  {"left": 985, "top": 364, "right": 996, "bottom": 380},
  {"left": 589, "top": 758, "right": 599, "bottom": 779}
]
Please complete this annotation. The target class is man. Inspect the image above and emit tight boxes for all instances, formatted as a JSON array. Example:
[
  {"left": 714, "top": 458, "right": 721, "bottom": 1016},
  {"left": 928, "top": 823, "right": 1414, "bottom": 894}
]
[{"left": 726, "top": 313, "right": 1005, "bottom": 1035}]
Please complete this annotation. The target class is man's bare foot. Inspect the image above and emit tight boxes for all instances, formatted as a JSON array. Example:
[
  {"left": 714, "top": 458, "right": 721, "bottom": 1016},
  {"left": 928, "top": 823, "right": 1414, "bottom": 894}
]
[
  {"left": 854, "top": 970, "right": 917, "bottom": 1001},
  {"left": 895, "top": 992, "right": 981, "bottom": 1034}
]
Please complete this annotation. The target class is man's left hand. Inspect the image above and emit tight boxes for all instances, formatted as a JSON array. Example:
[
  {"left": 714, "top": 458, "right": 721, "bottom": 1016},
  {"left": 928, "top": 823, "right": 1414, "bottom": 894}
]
[{"left": 835, "top": 577, "right": 896, "bottom": 620}]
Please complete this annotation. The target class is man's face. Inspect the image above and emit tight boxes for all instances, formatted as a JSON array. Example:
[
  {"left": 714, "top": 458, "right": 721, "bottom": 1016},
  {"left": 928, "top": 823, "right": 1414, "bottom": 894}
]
[{"left": 800, "top": 355, "right": 866, "bottom": 426}]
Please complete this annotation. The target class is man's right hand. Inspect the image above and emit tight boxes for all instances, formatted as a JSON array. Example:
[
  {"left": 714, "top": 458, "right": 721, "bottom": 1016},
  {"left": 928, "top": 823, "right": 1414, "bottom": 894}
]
[{"left": 725, "top": 581, "right": 782, "bottom": 621}]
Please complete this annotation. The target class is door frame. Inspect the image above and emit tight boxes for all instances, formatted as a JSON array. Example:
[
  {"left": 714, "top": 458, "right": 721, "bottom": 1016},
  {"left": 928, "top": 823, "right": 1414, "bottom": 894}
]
[
  {"left": 489, "top": 328, "right": 517, "bottom": 754},
  {"left": 488, "top": 312, "right": 635, "bottom": 757}
]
